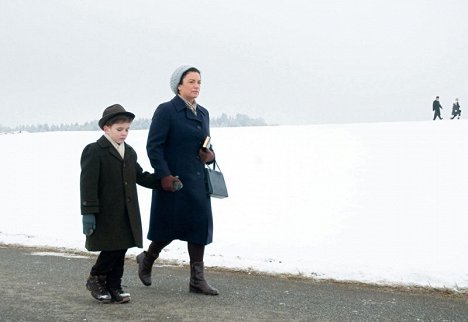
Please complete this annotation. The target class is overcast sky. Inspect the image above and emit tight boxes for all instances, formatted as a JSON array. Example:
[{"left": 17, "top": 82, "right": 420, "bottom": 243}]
[{"left": 1, "top": 0, "right": 467, "bottom": 127}]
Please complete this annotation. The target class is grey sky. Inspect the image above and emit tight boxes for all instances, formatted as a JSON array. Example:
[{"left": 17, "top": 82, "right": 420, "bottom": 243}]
[{"left": 1, "top": 0, "right": 467, "bottom": 127}]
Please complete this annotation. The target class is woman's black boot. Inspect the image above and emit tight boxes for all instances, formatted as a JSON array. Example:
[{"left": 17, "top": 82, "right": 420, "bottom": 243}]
[
  {"left": 136, "top": 251, "right": 158, "bottom": 286},
  {"left": 189, "top": 261, "right": 219, "bottom": 295}
]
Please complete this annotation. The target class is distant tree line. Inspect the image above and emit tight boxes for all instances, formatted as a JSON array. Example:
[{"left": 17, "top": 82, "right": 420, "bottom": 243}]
[
  {"left": 1, "top": 113, "right": 267, "bottom": 133},
  {"left": 211, "top": 113, "right": 267, "bottom": 127}
]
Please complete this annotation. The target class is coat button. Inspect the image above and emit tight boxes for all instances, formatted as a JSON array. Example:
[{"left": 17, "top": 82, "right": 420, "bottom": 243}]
[{"left": 197, "top": 125, "right": 201, "bottom": 129}]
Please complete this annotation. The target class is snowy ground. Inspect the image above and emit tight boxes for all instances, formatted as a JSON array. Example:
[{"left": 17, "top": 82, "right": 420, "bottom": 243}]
[{"left": 1, "top": 120, "right": 467, "bottom": 291}]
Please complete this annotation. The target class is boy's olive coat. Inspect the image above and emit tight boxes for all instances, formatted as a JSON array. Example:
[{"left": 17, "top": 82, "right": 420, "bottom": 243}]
[{"left": 80, "top": 136, "right": 159, "bottom": 251}]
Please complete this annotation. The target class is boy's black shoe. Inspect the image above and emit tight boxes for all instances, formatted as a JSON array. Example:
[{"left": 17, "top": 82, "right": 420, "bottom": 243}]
[
  {"left": 108, "top": 287, "right": 131, "bottom": 304},
  {"left": 86, "top": 275, "right": 112, "bottom": 303}
]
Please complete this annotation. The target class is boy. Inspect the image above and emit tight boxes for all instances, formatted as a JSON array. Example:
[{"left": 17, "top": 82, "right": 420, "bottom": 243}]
[{"left": 80, "top": 104, "right": 160, "bottom": 303}]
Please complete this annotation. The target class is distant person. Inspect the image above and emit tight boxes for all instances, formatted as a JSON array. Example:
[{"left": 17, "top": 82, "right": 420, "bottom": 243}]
[
  {"left": 136, "top": 65, "right": 219, "bottom": 295},
  {"left": 433, "top": 96, "right": 443, "bottom": 120},
  {"left": 80, "top": 104, "right": 160, "bottom": 304},
  {"left": 451, "top": 98, "right": 461, "bottom": 119}
]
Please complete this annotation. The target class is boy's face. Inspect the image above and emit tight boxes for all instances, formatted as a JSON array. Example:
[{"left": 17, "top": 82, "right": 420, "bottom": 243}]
[{"left": 103, "top": 122, "right": 131, "bottom": 145}]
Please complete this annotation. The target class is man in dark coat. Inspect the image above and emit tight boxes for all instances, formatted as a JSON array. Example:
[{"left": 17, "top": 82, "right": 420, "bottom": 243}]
[
  {"left": 433, "top": 96, "right": 443, "bottom": 120},
  {"left": 80, "top": 104, "right": 159, "bottom": 303},
  {"left": 136, "top": 66, "right": 219, "bottom": 295}
]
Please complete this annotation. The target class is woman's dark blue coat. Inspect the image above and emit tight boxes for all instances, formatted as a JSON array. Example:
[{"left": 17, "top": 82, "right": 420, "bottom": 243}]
[{"left": 146, "top": 95, "right": 213, "bottom": 245}]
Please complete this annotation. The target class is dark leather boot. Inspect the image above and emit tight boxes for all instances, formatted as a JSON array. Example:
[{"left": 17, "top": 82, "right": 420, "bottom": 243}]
[
  {"left": 189, "top": 261, "right": 219, "bottom": 295},
  {"left": 136, "top": 251, "right": 158, "bottom": 286},
  {"left": 107, "top": 287, "right": 131, "bottom": 304},
  {"left": 86, "top": 275, "right": 112, "bottom": 303}
]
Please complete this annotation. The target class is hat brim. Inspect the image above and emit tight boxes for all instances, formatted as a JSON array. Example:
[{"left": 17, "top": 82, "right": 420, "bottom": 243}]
[{"left": 98, "top": 111, "right": 135, "bottom": 129}]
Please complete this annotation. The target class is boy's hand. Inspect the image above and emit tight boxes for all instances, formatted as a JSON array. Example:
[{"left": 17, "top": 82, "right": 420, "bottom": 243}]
[{"left": 82, "top": 214, "right": 96, "bottom": 236}]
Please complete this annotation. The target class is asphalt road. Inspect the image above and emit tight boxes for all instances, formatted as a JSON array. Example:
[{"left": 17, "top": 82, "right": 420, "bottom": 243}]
[{"left": 0, "top": 245, "right": 467, "bottom": 321}]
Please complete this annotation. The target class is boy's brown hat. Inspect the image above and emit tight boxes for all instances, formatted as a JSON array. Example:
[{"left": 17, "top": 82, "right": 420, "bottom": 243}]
[{"left": 98, "top": 104, "right": 135, "bottom": 129}]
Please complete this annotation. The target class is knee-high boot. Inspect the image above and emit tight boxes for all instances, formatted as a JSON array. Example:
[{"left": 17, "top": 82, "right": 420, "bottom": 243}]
[
  {"left": 189, "top": 261, "right": 219, "bottom": 295},
  {"left": 136, "top": 251, "right": 158, "bottom": 286}
]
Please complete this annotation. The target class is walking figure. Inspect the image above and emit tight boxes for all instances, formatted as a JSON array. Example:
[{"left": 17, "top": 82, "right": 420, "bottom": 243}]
[
  {"left": 433, "top": 96, "right": 443, "bottom": 120},
  {"left": 451, "top": 98, "right": 461, "bottom": 119},
  {"left": 80, "top": 104, "right": 160, "bottom": 304}
]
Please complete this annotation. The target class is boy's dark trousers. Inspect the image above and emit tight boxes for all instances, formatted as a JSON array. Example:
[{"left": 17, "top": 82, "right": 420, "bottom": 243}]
[{"left": 90, "top": 249, "right": 127, "bottom": 289}]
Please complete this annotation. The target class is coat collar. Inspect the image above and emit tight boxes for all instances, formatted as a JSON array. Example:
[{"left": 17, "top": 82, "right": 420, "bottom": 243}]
[
  {"left": 97, "top": 135, "right": 126, "bottom": 161},
  {"left": 171, "top": 95, "right": 206, "bottom": 122}
]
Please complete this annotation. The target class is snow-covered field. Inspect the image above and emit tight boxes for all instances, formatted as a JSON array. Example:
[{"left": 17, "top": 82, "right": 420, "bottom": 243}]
[{"left": 1, "top": 120, "right": 467, "bottom": 291}]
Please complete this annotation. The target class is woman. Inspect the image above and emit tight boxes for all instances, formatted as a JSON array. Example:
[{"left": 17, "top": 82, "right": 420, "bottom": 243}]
[
  {"left": 451, "top": 98, "right": 461, "bottom": 119},
  {"left": 137, "top": 65, "right": 218, "bottom": 295}
]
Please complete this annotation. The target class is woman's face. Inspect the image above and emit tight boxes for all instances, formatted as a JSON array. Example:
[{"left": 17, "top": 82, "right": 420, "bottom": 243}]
[{"left": 178, "top": 71, "right": 201, "bottom": 102}]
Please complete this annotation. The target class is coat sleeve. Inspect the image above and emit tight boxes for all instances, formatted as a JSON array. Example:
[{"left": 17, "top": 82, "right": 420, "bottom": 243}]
[
  {"left": 147, "top": 104, "right": 172, "bottom": 179},
  {"left": 80, "top": 144, "right": 101, "bottom": 214},
  {"left": 136, "top": 161, "right": 161, "bottom": 189}
]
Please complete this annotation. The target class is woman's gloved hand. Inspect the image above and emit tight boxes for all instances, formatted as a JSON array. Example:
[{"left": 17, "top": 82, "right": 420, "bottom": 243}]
[
  {"left": 199, "top": 148, "right": 215, "bottom": 164},
  {"left": 161, "top": 175, "right": 183, "bottom": 192}
]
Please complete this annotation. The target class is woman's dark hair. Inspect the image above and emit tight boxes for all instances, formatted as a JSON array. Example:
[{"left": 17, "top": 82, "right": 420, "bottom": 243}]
[{"left": 178, "top": 67, "right": 201, "bottom": 86}]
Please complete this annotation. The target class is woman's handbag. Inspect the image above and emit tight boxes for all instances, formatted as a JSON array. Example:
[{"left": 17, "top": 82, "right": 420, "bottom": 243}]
[{"left": 204, "top": 160, "right": 228, "bottom": 199}]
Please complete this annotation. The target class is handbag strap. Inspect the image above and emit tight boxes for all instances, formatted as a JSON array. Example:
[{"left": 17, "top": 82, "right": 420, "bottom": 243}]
[{"left": 210, "top": 159, "right": 222, "bottom": 171}]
